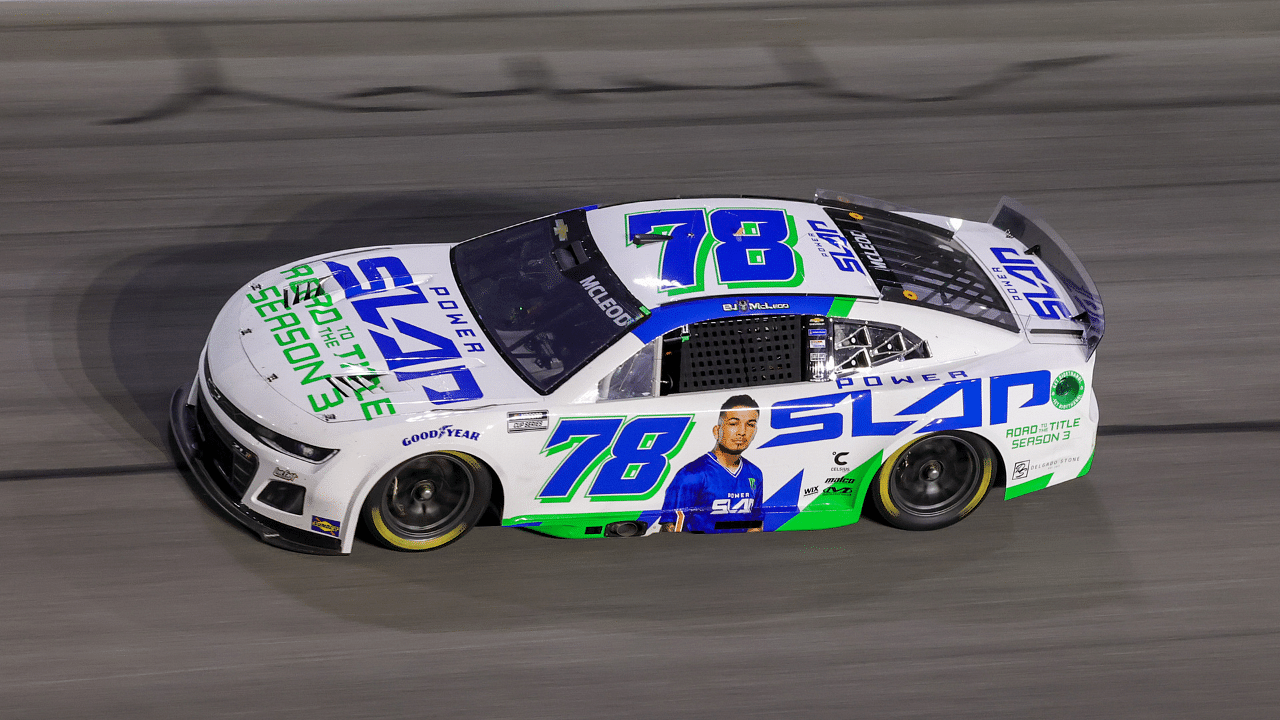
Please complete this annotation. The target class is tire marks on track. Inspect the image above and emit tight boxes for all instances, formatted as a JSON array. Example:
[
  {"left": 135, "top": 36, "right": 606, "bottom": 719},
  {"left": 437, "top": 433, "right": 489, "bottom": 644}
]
[
  {"left": 0, "top": 462, "right": 173, "bottom": 482},
  {"left": 1097, "top": 420, "right": 1280, "bottom": 436},
  {"left": 99, "top": 26, "right": 1114, "bottom": 126}
]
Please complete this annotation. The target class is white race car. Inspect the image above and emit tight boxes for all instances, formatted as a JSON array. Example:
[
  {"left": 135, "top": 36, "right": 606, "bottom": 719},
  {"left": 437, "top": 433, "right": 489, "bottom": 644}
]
[{"left": 170, "top": 191, "right": 1103, "bottom": 554}]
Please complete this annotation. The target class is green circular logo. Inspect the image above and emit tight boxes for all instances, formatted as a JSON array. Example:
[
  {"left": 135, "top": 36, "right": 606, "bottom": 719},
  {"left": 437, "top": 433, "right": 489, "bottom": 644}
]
[{"left": 1051, "top": 370, "right": 1085, "bottom": 410}]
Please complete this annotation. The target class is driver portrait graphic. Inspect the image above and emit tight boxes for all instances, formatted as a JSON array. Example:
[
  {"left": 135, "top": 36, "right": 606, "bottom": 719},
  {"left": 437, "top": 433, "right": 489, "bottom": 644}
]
[{"left": 659, "top": 395, "right": 765, "bottom": 533}]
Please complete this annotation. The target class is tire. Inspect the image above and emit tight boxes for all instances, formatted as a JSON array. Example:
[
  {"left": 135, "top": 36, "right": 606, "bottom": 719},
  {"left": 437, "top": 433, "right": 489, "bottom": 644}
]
[
  {"left": 360, "top": 451, "right": 493, "bottom": 551},
  {"left": 872, "top": 432, "right": 995, "bottom": 531}
]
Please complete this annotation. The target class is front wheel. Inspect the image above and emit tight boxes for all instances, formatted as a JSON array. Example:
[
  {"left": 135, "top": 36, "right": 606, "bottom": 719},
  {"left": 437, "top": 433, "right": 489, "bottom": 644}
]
[
  {"left": 361, "top": 451, "right": 493, "bottom": 551},
  {"left": 872, "top": 433, "right": 995, "bottom": 531}
]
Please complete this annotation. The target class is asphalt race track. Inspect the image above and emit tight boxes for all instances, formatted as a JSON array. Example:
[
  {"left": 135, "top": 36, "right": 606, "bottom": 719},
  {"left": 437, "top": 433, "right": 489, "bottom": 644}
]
[{"left": 1, "top": 1, "right": 1278, "bottom": 717}]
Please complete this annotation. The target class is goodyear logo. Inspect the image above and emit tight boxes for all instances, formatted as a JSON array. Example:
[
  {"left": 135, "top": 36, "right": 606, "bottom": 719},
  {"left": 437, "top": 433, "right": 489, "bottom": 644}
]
[
  {"left": 403, "top": 424, "right": 481, "bottom": 446},
  {"left": 311, "top": 516, "right": 341, "bottom": 537}
]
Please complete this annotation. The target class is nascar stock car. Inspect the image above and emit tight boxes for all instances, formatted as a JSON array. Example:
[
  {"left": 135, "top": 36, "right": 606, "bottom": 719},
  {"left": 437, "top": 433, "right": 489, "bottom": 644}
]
[{"left": 170, "top": 190, "right": 1104, "bottom": 554}]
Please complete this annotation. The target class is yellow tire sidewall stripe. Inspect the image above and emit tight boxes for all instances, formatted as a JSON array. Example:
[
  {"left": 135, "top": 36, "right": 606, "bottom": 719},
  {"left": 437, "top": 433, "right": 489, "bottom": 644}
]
[
  {"left": 437, "top": 449, "right": 483, "bottom": 474},
  {"left": 959, "top": 457, "right": 993, "bottom": 518},
  {"left": 371, "top": 507, "right": 468, "bottom": 550},
  {"left": 878, "top": 436, "right": 993, "bottom": 520},
  {"left": 877, "top": 442, "right": 914, "bottom": 518},
  {"left": 367, "top": 450, "right": 484, "bottom": 550}
]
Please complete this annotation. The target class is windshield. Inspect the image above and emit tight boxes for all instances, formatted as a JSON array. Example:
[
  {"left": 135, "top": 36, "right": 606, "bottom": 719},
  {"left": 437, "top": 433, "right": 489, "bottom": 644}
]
[
  {"left": 822, "top": 207, "right": 1019, "bottom": 331},
  {"left": 452, "top": 210, "right": 647, "bottom": 393}
]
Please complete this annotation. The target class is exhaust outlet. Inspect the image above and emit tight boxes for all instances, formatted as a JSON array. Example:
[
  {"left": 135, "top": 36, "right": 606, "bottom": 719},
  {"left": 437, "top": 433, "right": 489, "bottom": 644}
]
[{"left": 604, "top": 521, "right": 647, "bottom": 537}]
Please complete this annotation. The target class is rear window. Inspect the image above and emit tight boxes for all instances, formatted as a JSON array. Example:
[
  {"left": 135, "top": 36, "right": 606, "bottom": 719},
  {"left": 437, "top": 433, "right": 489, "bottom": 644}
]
[{"left": 824, "top": 207, "right": 1018, "bottom": 331}]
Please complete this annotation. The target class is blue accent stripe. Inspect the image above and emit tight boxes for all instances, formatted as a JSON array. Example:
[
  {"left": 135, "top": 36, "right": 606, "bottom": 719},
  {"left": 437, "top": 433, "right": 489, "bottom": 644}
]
[
  {"left": 763, "top": 470, "right": 805, "bottom": 531},
  {"left": 637, "top": 510, "right": 664, "bottom": 529},
  {"left": 633, "top": 296, "right": 837, "bottom": 343},
  {"left": 764, "top": 470, "right": 803, "bottom": 509}
]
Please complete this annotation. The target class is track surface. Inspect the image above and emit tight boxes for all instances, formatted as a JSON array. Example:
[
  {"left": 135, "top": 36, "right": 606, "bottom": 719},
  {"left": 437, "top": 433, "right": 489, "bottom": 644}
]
[{"left": 1, "top": 2, "right": 1278, "bottom": 717}]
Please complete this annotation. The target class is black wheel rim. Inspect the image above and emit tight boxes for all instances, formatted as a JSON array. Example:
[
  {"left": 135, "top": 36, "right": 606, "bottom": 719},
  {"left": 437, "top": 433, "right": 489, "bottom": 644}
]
[
  {"left": 379, "top": 455, "right": 474, "bottom": 537},
  {"left": 889, "top": 435, "right": 981, "bottom": 516}
]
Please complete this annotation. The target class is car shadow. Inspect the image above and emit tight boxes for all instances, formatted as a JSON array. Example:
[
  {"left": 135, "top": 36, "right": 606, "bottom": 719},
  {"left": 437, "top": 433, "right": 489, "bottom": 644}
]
[{"left": 207, "top": 470, "right": 1136, "bottom": 634}]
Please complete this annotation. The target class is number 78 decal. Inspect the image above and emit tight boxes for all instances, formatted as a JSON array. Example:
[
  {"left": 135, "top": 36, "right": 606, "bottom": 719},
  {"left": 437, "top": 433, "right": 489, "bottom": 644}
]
[
  {"left": 537, "top": 415, "right": 696, "bottom": 502},
  {"left": 626, "top": 208, "right": 805, "bottom": 295}
]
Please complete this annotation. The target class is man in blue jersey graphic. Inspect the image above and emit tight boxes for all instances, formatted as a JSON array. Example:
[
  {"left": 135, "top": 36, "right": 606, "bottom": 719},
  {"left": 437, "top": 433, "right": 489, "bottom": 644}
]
[{"left": 659, "top": 395, "right": 765, "bottom": 533}]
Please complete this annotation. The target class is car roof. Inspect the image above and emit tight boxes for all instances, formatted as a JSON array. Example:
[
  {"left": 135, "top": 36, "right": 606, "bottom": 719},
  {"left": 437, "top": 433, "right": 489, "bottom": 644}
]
[{"left": 585, "top": 196, "right": 957, "bottom": 311}]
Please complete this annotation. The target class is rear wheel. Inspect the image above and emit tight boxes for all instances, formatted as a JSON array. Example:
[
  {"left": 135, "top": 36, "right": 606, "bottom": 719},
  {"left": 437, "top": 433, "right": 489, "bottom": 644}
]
[
  {"left": 873, "top": 433, "right": 994, "bottom": 531},
  {"left": 361, "top": 451, "right": 492, "bottom": 551}
]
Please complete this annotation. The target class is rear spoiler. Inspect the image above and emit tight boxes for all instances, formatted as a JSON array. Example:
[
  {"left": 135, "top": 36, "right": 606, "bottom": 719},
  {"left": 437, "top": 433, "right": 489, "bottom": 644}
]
[
  {"left": 815, "top": 188, "right": 924, "bottom": 215},
  {"left": 989, "top": 198, "right": 1105, "bottom": 358}
]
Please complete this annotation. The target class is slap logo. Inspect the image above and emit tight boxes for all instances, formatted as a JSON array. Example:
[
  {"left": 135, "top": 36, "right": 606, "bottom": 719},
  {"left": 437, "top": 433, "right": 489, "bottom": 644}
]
[
  {"left": 761, "top": 370, "right": 1057, "bottom": 448},
  {"left": 990, "top": 248, "right": 1072, "bottom": 320},
  {"left": 805, "top": 219, "right": 865, "bottom": 275},
  {"left": 322, "top": 256, "right": 485, "bottom": 407}
]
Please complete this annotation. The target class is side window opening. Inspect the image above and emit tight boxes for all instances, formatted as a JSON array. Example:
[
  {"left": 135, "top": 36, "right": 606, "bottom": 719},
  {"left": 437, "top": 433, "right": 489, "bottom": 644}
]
[
  {"left": 825, "top": 319, "right": 930, "bottom": 378},
  {"left": 597, "top": 313, "right": 931, "bottom": 401},
  {"left": 597, "top": 337, "right": 660, "bottom": 401},
  {"left": 662, "top": 315, "right": 805, "bottom": 394}
]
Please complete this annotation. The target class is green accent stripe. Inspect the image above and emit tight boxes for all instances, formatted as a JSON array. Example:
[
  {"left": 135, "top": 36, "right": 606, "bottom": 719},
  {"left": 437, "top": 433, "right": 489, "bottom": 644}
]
[
  {"left": 503, "top": 511, "right": 643, "bottom": 539},
  {"left": 778, "top": 451, "right": 880, "bottom": 531},
  {"left": 828, "top": 297, "right": 857, "bottom": 318},
  {"left": 1076, "top": 451, "right": 1095, "bottom": 478},
  {"left": 1005, "top": 473, "right": 1053, "bottom": 500}
]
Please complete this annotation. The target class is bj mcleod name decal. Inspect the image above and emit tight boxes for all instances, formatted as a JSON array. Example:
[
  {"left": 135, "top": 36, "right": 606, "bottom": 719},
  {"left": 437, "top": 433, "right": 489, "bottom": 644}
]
[{"left": 579, "top": 275, "right": 637, "bottom": 326}]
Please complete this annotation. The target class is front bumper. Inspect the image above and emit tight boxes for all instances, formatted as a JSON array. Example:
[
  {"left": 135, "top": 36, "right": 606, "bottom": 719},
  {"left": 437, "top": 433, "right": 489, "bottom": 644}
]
[{"left": 169, "top": 382, "right": 343, "bottom": 555}]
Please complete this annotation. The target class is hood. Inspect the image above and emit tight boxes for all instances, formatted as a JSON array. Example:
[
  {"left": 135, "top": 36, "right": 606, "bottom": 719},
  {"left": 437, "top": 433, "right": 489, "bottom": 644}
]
[{"left": 238, "top": 244, "right": 539, "bottom": 422}]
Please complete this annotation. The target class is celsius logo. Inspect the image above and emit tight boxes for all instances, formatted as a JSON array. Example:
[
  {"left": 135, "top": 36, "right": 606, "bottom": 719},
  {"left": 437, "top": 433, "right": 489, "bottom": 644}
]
[{"left": 832, "top": 452, "right": 849, "bottom": 466}]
